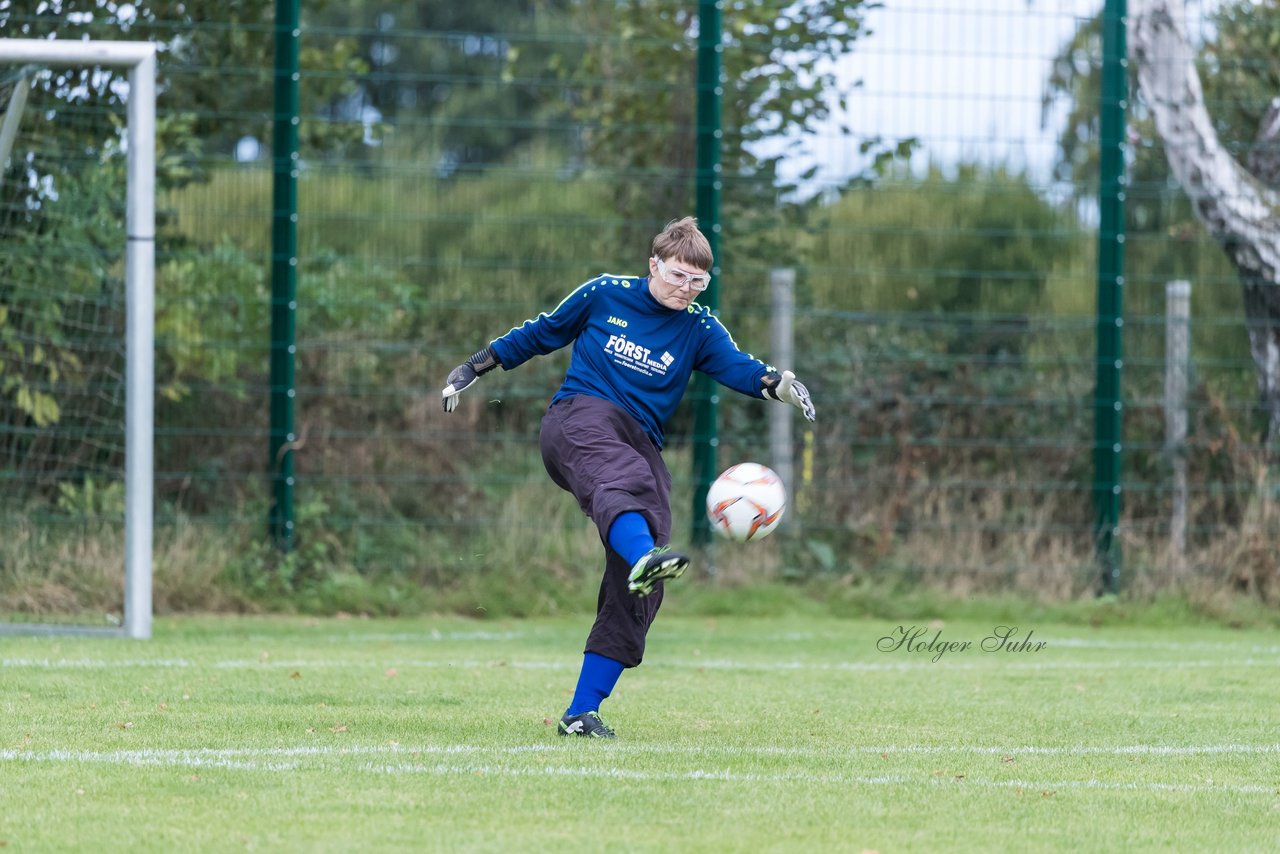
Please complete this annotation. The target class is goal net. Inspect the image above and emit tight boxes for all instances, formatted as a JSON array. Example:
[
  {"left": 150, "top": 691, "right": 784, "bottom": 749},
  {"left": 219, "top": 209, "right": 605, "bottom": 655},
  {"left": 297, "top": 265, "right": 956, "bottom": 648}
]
[{"left": 0, "top": 41, "right": 154, "bottom": 638}]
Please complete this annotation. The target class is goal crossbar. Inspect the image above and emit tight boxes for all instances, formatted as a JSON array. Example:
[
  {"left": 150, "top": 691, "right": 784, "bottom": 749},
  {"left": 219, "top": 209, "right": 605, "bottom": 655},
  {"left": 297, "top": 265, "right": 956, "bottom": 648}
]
[{"left": 0, "top": 40, "right": 156, "bottom": 640}]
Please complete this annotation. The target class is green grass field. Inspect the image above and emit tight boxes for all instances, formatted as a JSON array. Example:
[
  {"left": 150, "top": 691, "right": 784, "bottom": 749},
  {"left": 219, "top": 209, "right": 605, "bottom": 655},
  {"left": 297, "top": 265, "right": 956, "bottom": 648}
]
[{"left": 2, "top": 613, "right": 1277, "bottom": 852}]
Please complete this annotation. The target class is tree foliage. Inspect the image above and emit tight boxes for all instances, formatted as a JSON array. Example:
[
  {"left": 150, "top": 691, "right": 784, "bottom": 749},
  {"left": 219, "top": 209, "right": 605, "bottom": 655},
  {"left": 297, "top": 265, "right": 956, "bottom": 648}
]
[
  {"left": 1045, "top": 1, "right": 1280, "bottom": 196},
  {"left": 548, "top": 0, "right": 902, "bottom": 248},
  {"left": 3, "top": 0, "right": 369, "bottom": 175},
  {"left": 1196, "top": 2, "right": 1280, "bottom": 176},
  {"left": 1042, "top": 1, "right": 1273, "bottom": 374},
  {"left": 0, "top": 0, "right": 367, "bottom": 490},
  {"left": 307, "top": 0, "right": 577, "bottom": 174},
  {"left": 812, "top": 164, "right": 1072, "bottom": 318}
]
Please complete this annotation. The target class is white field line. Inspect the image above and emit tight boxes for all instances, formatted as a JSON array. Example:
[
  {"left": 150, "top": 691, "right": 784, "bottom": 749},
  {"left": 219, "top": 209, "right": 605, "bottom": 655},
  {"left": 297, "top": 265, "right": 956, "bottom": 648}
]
[
  {"left": 315, "top": 633, "right": 1280, "bottom": 656},
  {"left": 361, "top": 763, "right": 1279, "bottom": 796},
  {"left": 1042, "top": 638, "right": 1280, "bottom": 655},
  {"left": 0, "top": 745, "right": 1274, "bottom": 796},
  {"left": 3, "top": 656, "right": 1279, "bottom": 672},
  {"left": 8, "top": 630, "right": 1277, "bottom": 656},
  {"left": 4, "top": 742, "right": 1278, "bottom": 762},
  {"left": 327, "top": 631, "right": 526, "bottom": 643},
  {"left": 329, "top": 631, "right": 1280, "bottom": 656}
]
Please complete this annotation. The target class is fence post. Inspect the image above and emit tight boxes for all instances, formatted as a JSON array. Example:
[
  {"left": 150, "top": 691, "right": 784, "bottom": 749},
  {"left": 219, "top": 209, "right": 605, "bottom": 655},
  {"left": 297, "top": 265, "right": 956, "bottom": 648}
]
[
  {"left": 1166, "top": 280, "right": 1191, "bottom": 575},
  {"left": 769, "top": 268, "right": 796, "bottom": 523},
  {"left": 268, "top": 0, "right": 300, "bottom": 551},
  {"left": 1093, "top": 0, "right": 1128, "bottom": 593},
  {"left": 690, "top": 0, "right": 723, "bottom": 549}
]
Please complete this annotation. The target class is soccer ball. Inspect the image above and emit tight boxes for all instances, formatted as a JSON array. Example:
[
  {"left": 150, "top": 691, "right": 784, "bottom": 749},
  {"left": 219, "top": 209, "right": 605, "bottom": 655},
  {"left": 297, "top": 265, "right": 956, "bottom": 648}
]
[{"left": 706, "top": 462, "right": 786, "bottom": 542}]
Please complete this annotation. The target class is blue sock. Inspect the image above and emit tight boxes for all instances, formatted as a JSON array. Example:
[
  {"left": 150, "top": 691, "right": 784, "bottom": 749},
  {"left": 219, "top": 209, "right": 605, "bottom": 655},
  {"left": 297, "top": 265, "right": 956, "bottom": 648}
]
[
  {"left": 608, "top": 511, "right": 655, "bottom": 567},
  {"left": 566, "top": 653, "right": 626, "bottom": 716}
]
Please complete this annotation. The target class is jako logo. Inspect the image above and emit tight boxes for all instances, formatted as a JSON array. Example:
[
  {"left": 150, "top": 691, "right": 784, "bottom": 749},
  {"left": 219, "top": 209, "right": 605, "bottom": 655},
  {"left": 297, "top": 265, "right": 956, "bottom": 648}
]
[{"left": 607, "top": 315, "right": 628, "bottom": 328}]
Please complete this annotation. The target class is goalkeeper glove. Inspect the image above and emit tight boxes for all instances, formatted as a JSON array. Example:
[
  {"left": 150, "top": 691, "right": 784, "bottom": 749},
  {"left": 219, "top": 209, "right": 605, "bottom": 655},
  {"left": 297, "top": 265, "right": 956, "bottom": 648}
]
[
  {"left": 442, "top": 346, "right": 501, "bottom": 412},
  {"left": 761, "top": 370, "right": 816, "bottom": 422}
]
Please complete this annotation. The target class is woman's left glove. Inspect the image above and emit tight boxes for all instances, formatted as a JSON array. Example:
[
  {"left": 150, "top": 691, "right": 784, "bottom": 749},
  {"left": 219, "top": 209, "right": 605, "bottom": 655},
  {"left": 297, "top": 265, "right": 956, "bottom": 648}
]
[{"left": 761, "top": 370, "right": 816, "bottom": 422}]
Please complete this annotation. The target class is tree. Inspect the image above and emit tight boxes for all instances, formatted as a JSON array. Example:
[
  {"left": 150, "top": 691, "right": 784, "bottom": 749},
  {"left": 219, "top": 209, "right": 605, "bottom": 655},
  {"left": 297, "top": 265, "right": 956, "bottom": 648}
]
[
  {"left": 549, "top": 0, "right": 908, "bottom": 257},
  {"left": 307, "top": 0, "right": 577, "bottom": 173},
  {"left": 2, "top": 0, "right": 368, "bottom": 175},
  {"left": 811, "top": 163, "right": 1072, "bottom": 327},
  {"left": 0, "top": 0, "right": 366, "bottom": 493},
  {"left": 1129, "top": 0, "right": 1280, "bottom": 450}
]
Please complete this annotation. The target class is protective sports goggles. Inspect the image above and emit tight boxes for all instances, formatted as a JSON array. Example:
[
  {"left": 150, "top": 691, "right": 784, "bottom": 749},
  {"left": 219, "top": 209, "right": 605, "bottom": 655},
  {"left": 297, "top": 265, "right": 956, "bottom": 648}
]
[{"left": 653, "top": 257, "right": 711, "bottom": 291}]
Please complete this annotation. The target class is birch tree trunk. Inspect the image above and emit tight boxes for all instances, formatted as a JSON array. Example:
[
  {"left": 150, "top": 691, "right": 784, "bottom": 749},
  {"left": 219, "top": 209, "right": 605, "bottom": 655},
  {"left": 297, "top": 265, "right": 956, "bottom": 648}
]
[{"left": 1130, "top": 0, "right": 1280, "bottom": 451}]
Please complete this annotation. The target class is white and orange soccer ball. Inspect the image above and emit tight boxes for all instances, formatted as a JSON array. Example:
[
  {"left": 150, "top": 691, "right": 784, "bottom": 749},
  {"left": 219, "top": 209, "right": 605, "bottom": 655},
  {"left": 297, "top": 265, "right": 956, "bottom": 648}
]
[{"left": 705, "top": 462, "right": 787, "bottom": 542}]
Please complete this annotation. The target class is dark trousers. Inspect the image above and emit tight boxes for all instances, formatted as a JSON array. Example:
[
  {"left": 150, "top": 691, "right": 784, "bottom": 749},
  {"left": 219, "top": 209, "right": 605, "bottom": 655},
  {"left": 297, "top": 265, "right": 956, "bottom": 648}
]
[{"left": 539, "top": 394, "right": 671, "bottom": 668}]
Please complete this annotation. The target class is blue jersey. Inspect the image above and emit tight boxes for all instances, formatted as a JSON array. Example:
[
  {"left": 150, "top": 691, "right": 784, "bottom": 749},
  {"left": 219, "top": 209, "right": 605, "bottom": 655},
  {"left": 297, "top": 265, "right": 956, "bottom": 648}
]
[{"left": 489, "top": 275, "right": 773, "bottom": 448}]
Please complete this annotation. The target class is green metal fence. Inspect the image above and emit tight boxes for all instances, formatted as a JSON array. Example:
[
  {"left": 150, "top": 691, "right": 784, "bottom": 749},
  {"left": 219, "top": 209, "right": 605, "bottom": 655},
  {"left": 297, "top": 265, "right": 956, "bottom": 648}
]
[{"left": 3, "top": 1, "right": 1278, "bottom": 617}]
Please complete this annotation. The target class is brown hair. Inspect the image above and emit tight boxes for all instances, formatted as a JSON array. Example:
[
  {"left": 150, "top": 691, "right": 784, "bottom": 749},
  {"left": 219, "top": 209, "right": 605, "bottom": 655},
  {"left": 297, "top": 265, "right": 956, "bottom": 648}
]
[{"left": 650, "top": 217, "right": 713, "bottom": 270}]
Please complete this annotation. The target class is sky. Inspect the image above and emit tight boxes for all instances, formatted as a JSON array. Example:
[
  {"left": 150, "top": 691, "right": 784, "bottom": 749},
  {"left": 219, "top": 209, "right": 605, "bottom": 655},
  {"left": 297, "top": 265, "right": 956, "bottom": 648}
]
[{"left": 793, "top": 0, "right": 1109, "bottom": 189}]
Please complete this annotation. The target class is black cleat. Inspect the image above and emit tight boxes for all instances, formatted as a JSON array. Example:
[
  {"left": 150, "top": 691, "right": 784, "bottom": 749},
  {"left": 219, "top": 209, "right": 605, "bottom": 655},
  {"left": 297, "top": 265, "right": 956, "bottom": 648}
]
[
  {"left": 627, "top": 546, "right": 690, "bottom": 597},
  {"left": 558, "top": 710, "right": 617, "bottom": 739}
]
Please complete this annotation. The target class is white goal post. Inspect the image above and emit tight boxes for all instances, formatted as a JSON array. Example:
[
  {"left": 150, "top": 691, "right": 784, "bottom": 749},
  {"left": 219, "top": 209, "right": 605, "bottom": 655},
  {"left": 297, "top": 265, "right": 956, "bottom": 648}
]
[{"left": 0, "top": 40, "right": 155, "bottom": 639}]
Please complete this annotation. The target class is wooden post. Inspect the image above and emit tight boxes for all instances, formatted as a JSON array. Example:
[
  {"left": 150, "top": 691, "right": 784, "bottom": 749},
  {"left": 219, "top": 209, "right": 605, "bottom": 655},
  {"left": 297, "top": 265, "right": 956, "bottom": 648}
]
[
  {"left": 1165, "top": 280, "right": 1190, "bottom": 575},
  {"left": 770, "top": 268, "right": 796, "bottom": 526}
]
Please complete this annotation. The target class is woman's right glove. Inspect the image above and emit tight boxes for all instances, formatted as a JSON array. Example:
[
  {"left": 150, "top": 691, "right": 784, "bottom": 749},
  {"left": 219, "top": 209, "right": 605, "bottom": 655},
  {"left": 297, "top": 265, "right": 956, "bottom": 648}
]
[{"left": 441, "top": 346, "right": 501, "bottom": 412}]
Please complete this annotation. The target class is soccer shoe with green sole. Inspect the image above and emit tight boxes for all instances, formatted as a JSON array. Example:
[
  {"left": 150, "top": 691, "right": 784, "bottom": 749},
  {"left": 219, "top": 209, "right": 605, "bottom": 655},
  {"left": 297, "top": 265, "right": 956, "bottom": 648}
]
[
  {"left": 626, "top": 545, "right": 690, "bottom": 597},
  {"left": 558, "top": 710, "right": 617, "bottom": 739}
]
